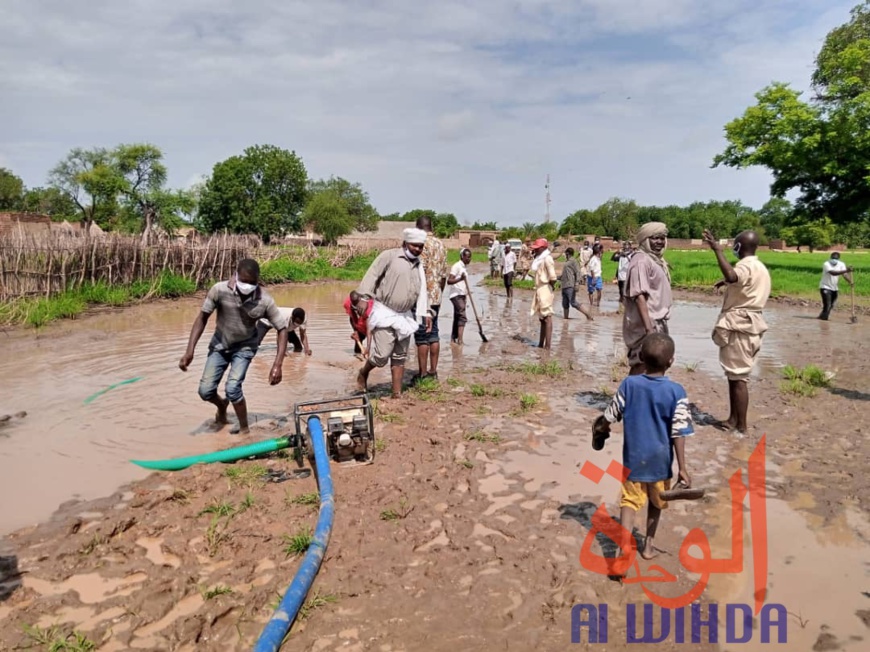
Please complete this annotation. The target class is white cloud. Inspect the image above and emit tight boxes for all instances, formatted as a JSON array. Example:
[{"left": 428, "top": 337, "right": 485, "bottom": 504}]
[{"left": 0, "top": 0, "right": 857, "bottom": 225}]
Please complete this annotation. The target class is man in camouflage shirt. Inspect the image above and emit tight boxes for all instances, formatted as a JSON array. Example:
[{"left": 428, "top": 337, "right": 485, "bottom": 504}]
[{"left": 414, "top": 215, "right": 448, "bottom": 381}]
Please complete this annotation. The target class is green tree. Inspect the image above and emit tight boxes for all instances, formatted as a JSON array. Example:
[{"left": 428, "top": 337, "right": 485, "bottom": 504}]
[
  {"left": 115, "top": 143, "right": 181, "bottom": 243},
  {"left": 433, "top": 212, "right": 460, "bottom": 238},
  {"left": 714, "top": 2, "right": 870, "bottom": 226},
  {"left": 302, "top": 191, "right": 352, "bottom": 244},
  {"left": 197, "top": 145, "right": 308, "bottom": 242},
  {"left": 308, "top": 176, "right": 378, "bottom": 233},
  {"left": 470, "top": 220, "right": 498, "bottom": 230},
  {"left": 758, "top": 197, "right": 793, "bottom": 240},
  {"left": 397, "top": 209, "right": 436, "bottom": 223},
  {"left": 781, "top": 217, "right": 836, "bottom": 251},
  {"left": 48, "top": 148, "right": 125, "bottom": 232},
  {"left": 591, "top": 197, "right": 639, "bottom": 240},
  {"left": 0, "top": 168, "right": 24, "bottom": 210},
  {"left": 19, "top": 186, "right": 78, "bottom": 219}
]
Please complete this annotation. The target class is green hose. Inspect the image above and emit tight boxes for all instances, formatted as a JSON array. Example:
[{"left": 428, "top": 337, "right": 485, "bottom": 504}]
[
  {"left": 83, "top": 376, "right": 143, "bottom": 405},
  {"left": 131, "top": 437, "right": 290, "bottom": 471}
]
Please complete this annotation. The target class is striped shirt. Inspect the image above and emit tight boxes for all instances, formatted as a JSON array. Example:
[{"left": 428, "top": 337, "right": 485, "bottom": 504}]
[
  {"left": 603, "top": 374, "right": 693, "bottom": 483},
  {"left": 201, "top": 280, "right": 286, "bottom": 351}
]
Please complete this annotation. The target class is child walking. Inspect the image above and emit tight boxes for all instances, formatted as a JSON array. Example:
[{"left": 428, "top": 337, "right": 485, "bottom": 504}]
[{"left": 592, "top": 332, "right": 693, "bottom": 560}]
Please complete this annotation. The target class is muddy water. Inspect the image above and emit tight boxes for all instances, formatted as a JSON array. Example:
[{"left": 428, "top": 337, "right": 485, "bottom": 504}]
[{"left": 1, "top": 268, "right": 867, "bottom": 545}]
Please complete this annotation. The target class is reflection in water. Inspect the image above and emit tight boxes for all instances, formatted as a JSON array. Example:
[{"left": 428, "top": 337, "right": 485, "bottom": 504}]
[{"left": 0, "top": 269, "right": 867, "bottom": 536}]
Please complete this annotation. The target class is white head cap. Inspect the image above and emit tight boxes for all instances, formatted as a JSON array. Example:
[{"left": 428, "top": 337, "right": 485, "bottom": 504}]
[{"left": 403, "top": 228, "right": 427, "bottom": 245}]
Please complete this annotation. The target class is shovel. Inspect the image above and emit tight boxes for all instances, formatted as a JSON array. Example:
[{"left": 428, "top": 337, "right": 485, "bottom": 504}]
[
  {"left": 849, "top": 271, "right": 858, "bottom": 324},
  {"left": 463, "top": 277, "right": 489, "bottom": 342}
]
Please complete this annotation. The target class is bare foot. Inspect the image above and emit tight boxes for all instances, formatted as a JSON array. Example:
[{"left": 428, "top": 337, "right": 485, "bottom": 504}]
[
  {"left": 640, "top": 542, "right": 660, "bottom": 560},
  {"left": 356, "top": 371, "right": 367, "bottom": 393},
  {"left": 215, "top": 398, "right": 229, "bottom": 425},
  {"left": 229, "top": 423, "right": 250, "bottom": 435}
]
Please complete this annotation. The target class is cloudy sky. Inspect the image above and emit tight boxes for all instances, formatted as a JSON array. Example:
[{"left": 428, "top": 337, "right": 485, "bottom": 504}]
[{"left": 0, "top": 0, "right": 855, "bottom": 226}]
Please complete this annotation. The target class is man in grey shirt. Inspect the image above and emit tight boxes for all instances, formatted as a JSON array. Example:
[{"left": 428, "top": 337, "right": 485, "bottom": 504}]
[
  {"left": 356, "top": 228, "right": 432, "bottom": 398},
  {"left": 179, "top": 258, "right": 288, "bottom": 434},
  {"left": 560, "top": 247, "right": 592, "bottom": 320}
]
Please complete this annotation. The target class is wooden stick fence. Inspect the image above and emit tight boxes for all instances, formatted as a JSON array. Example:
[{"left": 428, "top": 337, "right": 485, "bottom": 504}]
[
  {"left": 0, "top": 233, "right": 378, "bottom": 300},
  {"left": 0, "top": 233, "right": 255, "bottom": 300}
]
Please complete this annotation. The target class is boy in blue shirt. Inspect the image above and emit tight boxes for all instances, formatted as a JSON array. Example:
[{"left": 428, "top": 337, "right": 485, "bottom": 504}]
[{"left": 593, "top": 332, "right": 693, "bottom": 560}]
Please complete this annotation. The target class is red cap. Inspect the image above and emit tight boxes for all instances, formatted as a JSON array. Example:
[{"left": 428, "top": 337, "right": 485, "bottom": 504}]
[{"left": 532, "top": 238, "right": 549, "bottom": 249}]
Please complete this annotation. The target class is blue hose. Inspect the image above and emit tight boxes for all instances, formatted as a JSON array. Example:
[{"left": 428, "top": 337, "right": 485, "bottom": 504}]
[{"left": 255, "top": 416, "right": 334, "bottom": 651}]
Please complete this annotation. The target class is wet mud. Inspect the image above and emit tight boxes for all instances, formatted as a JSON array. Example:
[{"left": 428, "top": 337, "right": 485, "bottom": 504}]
[{"left": 1, "top": 266, "right": 868, "bottom": 651}]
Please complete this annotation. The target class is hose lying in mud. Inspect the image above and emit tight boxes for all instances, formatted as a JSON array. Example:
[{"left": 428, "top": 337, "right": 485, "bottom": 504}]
[
  {"left": 130, "top": 437, "right": 290, "bottom": 471},
  {"left": 256, "top": 415, "right": 334, "bottom": 652},
  {"left": 83, "top": 376, "right": 143, "bottom": 405}
]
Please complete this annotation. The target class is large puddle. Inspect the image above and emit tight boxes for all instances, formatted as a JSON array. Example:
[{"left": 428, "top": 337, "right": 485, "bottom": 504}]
[{"left": 1, "top": 269, "right": 867, "bottom": 542}]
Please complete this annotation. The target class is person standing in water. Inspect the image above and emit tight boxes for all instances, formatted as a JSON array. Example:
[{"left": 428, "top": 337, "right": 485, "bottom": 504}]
[
  {"left": 502, "top": 243, "right": 517, "bottom": 299},
  {"left": 703, "top": 229, "right": 771, "bottom": 435},
  {"left": 817, "top": 251, "right": 853, "bottom": 320},
  {"left": 560, "top": 247, "right": 592, "bottom": 320},
  {"left": 179, "top": 258, "right": 288, "bottom": 435},
  {"left": 623, "top": 223, "right": 672, "bottom": 376},
  {"left": 530, "top": 238, "right": 557, "bottom": 349},
  {"left": 448, "top": 248, "right": 472, "bottom": 345}
]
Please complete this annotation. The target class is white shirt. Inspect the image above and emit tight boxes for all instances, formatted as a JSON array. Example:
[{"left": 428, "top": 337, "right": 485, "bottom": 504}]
[
  {"left": 448, "top": 261, "right": 468, "bottom": 298},
  {"left": 503, "top": 251, "right": 517, "bottom": 274},
  {"left": 617, "top": 255, "right": 630, "bottom": 282},
  {"left": 820, "top": 259, "right": 847, "bottom": 291},
  {"left": 587, "top": 256, "right": 602, "bottom": 279},
  {"left": 488, "top": 240, "right": 500, "bottom": 259}
]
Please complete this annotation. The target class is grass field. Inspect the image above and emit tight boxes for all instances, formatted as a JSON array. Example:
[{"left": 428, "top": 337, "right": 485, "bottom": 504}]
[{"left": 483, "top": 250, "right": 870, "bottom": 301}]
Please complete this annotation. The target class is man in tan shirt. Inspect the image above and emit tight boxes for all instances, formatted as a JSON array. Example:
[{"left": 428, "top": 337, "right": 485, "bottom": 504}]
[
  {"left": 355, "top": 228, "right": 432, "bottom": 398},
  {"left": 703, "top": 229, "right": 771, "bottom": 435}
]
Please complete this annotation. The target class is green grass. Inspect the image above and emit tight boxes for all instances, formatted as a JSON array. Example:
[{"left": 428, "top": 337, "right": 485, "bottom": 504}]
[
  {"left": 298, "top": 590, "right": 339, "bottom": 620},
  {"left": 519, "top": 393, "right": 539, "bottom": 412},
  {"left": 201, "top": 584, "right": 234, "bottom": 600},
  {"left": 283, "top": 527, "right": 314, "bottom": 557},
  {"left": 465, "top": 430, "right": 501, "bottom": 444},
  {"left": 259, "top": 250, "right": 378, "bottom": 284},
  {"left": 379, "top": 497, "right": 413, "bottom": 521},
  {"left": 286, "top": 491, "right": 319, "bottom": 507},
  {"left": 780, "top": 364, "right": 832, "bottom": 397},
  {"left": 485, "top": 249, "right": 870, "bottom": 301},
  {"left": 224, "top": 464, "right": 267, "bottom": 489},
  {"left": 447, "top": 249, "right": 489, "bottom": 264},
  {"left": 198, "top": 498, "right": 236, "bottom": 517},
  {"left": 511, "top": 360, "right": 565, "bottom": 377},
  {"left": 22, "top": 624, "right": 96, "bottom": 651}
]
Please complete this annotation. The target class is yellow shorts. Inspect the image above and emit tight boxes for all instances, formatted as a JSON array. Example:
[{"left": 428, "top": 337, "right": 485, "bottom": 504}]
[
  {"left": 619, "top": 479, "right": 670, "bottom": 511},
  {"left": 714, "top": 328, "right": 763, "bottom": 382}
]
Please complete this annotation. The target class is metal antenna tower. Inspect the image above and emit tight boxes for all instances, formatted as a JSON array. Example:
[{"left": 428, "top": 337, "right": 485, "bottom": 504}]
[{"left": 545, "top": 174, "right": 551, "bottom": 223}]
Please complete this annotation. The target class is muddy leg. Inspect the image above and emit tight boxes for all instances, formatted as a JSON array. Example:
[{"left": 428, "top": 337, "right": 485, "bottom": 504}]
[
  {"left": 429, "top": 342, "right": 440, "bottom": 376},
  {"left": 357, "top": 361, "right": 374, "bottom": 392},
  {"left": 538, "top": 319, "right": 546, "bottom": 348},
  {"left": 230, "top": 399, "right": 249, "bottom": 435},
  {"left": 542, "top": 315, "right": 553, "bottom": 349},
  {"left": 728, "top": 379, "right": 749, "bottom": 432},
  {"left": 617, "top": 506, "right": 637, "bottom": 576},
  {"left": 213, "top": 397, "right": 229, "bottom": 424},
  {"left": 641, "top": 504, "right": 662, "bottom": 560},
  {"left": 416, "top": 343, "right": 429, "bottom": 378},
  {"left": 390, "top": 365, "right": 404, "bottom": 398},
  {"left": 457, "top": 325, "right": 465, "bottom": 346}
]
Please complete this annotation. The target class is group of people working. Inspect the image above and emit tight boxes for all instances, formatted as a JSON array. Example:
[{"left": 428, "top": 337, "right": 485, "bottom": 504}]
[{"left": 176, "top": 220, "right": 854, "bottom": 442}]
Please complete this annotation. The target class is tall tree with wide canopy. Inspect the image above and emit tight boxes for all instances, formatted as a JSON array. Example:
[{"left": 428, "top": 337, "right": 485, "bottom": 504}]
[
  {"left": 48, "top": 148, "right": 124, "bottom": 232},
  {"left": 714, "top": 2, "right": 870, "bottom": 226},
  {"left": 197, "top": 145, "right": 308, "bottom": 242}
]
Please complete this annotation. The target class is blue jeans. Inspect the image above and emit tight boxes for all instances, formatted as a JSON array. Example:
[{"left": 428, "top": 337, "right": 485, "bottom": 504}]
[{"left": 198, "top": 347, "right": 257, "bottom": 404}]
